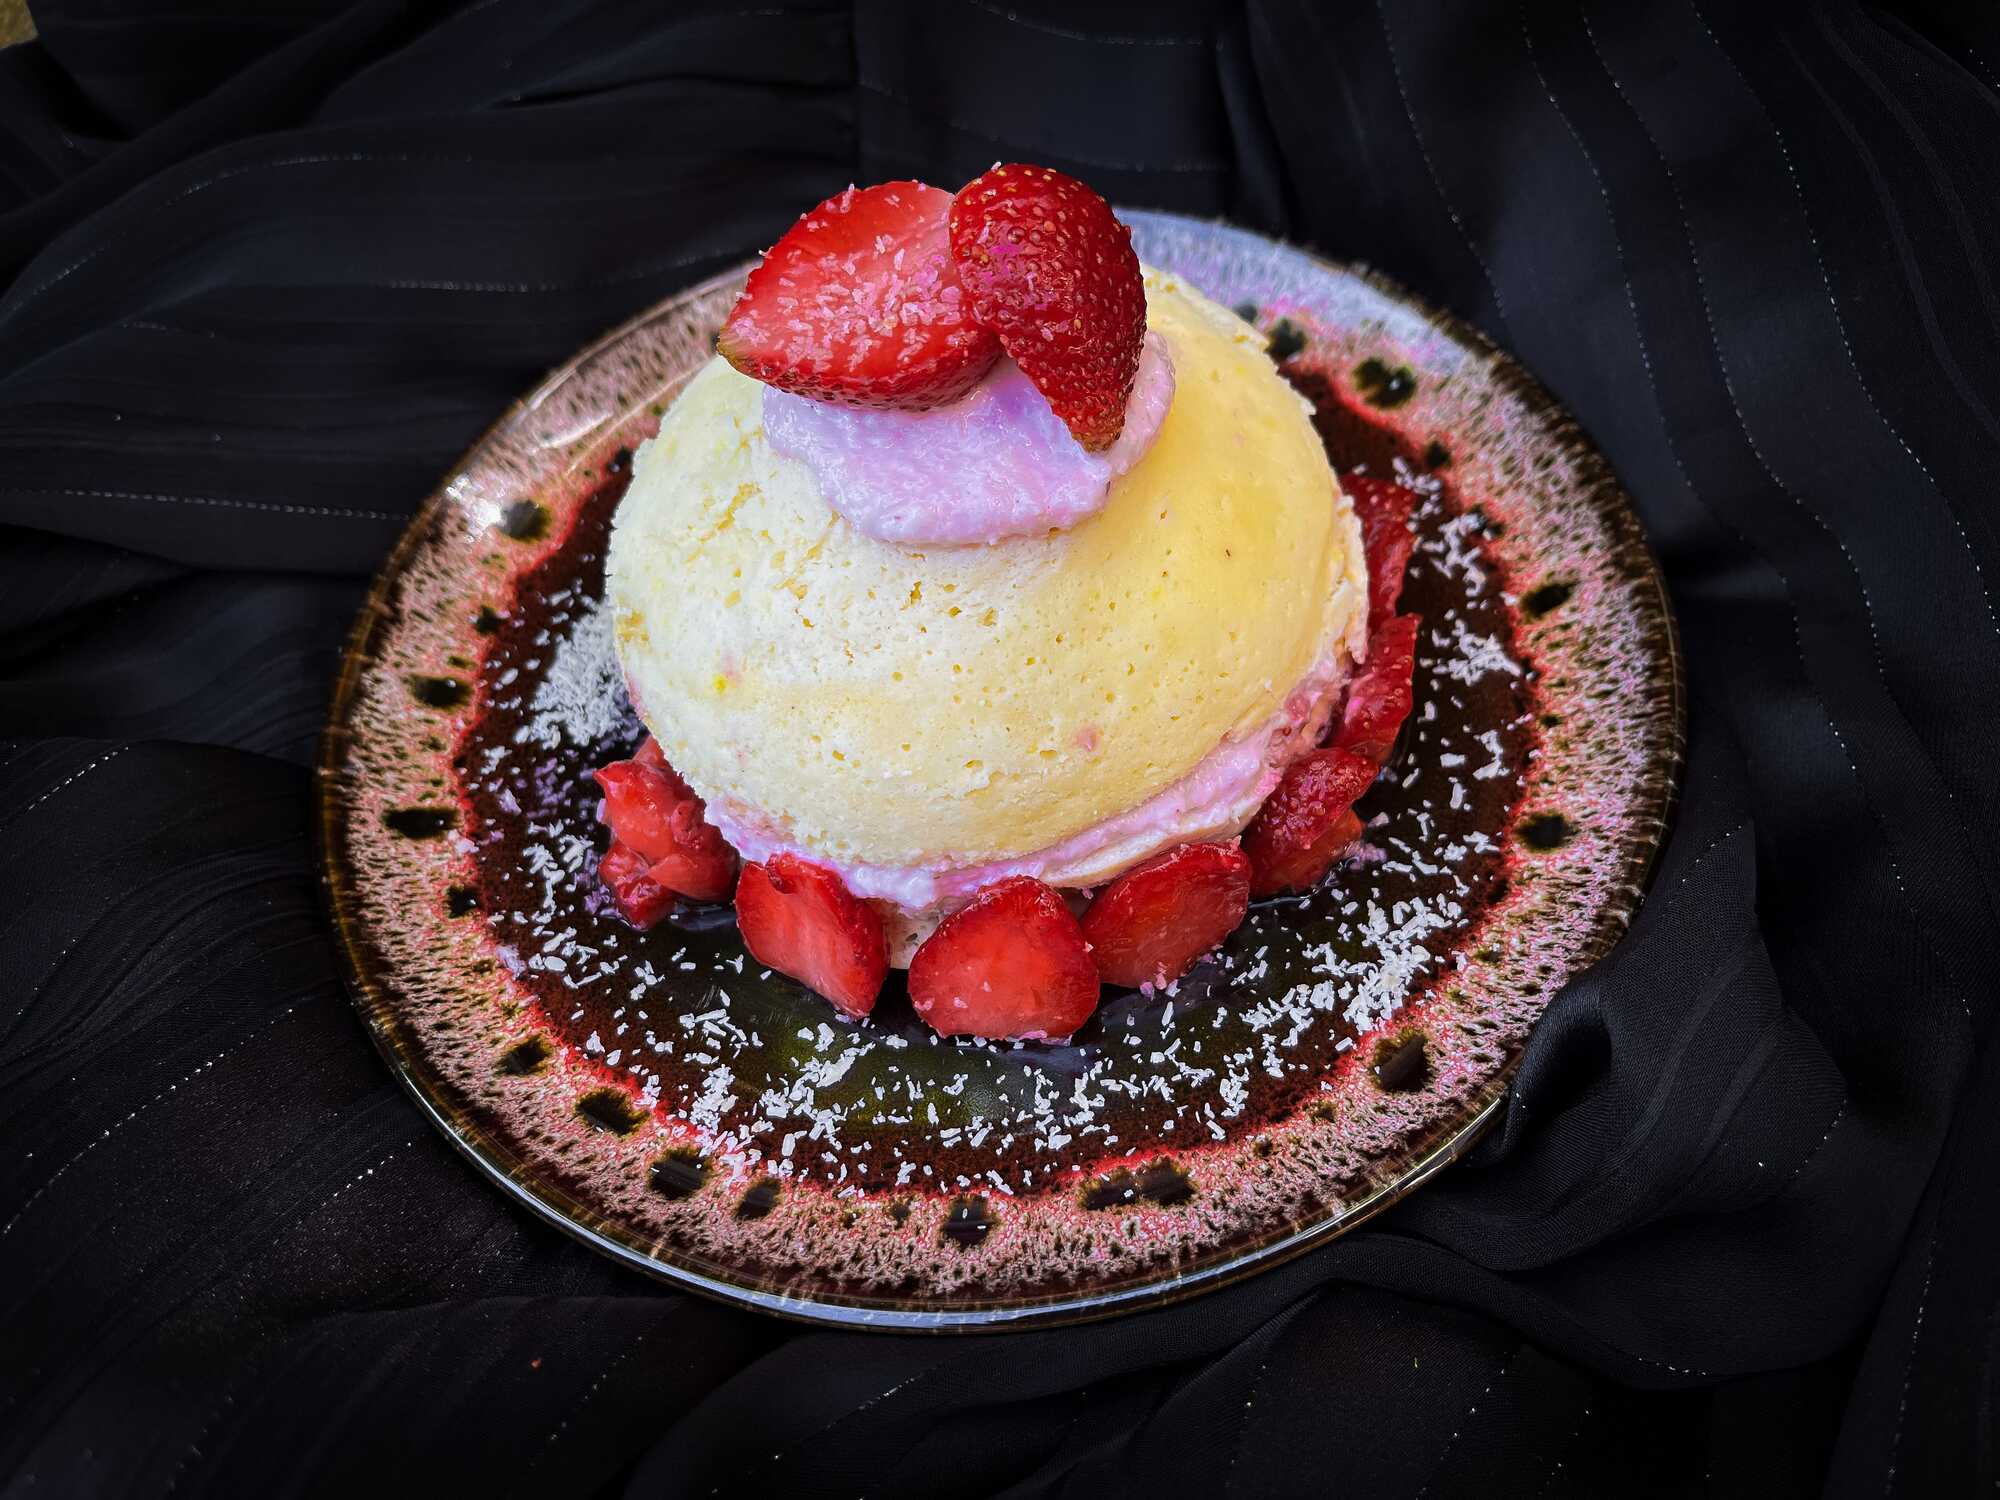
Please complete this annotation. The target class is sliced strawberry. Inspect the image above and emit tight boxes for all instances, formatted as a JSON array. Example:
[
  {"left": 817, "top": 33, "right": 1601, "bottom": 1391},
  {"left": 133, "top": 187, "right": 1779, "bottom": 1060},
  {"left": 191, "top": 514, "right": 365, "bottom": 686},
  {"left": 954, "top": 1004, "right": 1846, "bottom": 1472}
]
[
  {"left": 600, "top": 839, "right": 676, "bottom": 930},
  {"left": 948, "top": 164, "right": 1146, "bottom": 451},
  {"left": 1244, "top": 747, "right": 1379, "bottom": 897},
  {"left": 594, "top": 759, "right": 687, "bottom": 861},
  {"left": 734, "top": 854, "right": 888, "bottom": 1018},
  {"left": 908, "top": 876, "right": 1100, "bottom": 1040},
  {"left": 594, "top": 756, "right": 736, "bottom": 900},
  {"left": 631, "top": 737, "right": 702, "bottom": 808},
  {"left": 717, "top": 181, "right": 1000, "bottom": 410},
  {"left": 1082, "top": 842, "right": 1252, "bottom": 989},
  {"left": 1343, "top": 474, "right": 1419, "bottom": 627},
  {"left": 1336, "top": 612, "right": 1421, "bottom": 766},
  {"left": 646, "top": 801, "right": 738, "bottom": 903}
]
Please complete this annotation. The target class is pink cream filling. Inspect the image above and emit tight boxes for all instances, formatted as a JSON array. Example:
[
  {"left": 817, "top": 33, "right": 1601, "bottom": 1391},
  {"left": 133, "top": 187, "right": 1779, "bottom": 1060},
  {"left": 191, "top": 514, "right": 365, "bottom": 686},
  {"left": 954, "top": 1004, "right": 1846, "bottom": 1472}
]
[
  {"left": 762, "top": 333, "right": 1175, "bottom": 545},
  {"left": 703, "top": 643, "right": 1353, "bottom": 915}
]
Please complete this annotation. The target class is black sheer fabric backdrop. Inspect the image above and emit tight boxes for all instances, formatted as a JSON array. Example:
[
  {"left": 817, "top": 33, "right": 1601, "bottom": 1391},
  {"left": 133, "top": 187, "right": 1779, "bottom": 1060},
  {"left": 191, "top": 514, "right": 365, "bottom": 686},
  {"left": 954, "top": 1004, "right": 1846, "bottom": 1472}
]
[{"left": 3, "top": 2, "right": 1997, "bottom": 1494}]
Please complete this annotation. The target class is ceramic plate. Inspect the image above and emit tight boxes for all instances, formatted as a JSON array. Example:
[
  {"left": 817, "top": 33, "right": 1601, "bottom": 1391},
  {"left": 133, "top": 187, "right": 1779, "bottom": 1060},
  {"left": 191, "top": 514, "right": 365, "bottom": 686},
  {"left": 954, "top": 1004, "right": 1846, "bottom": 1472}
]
[{"left": 318, "top": 212, "right": 1682, "bottom": 1329}]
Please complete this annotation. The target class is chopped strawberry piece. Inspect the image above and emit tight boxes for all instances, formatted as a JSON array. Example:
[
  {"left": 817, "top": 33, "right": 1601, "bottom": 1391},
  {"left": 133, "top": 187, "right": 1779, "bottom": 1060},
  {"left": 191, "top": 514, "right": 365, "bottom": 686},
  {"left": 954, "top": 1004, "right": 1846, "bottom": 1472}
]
[
  {"left": 1337, "top": 612, "right": 1421, "bottom": 766},
  {"left": 948, "top": 164, "right": 1146, "bottom": 451},
  {"left": 646, "top": 801, "right": 738, "bottom": 903},
  {"left": 593, "top": 755, "right": 736, "bottom": 901},
  {"left": 718, "top": 181, "right": 1000, "bottom": 411},
  {"left": 908, "top": 876, "right": 1100, "bottom": 1040},
  {"left": 734, "top": 854, "right": 888, "bottom": 1018},
  {"left": 1343, "top": 474, "right": 1419, "bottom": 627},
  {"left": 1082, "top": 842, "right": 1252, "bottom": 989},
  {"left": 1243, "top": 747, "right": 1379, "bottom": 896},
  {"left": 1256, "top": 806, "right": 1365, "bottom": 898},
  {"left": 600, "top": 839, "right": 676, "bottom": 929},
  {"left": 633, "top": 735, "right": 669, "bottom": 769},
  {"left": 594, "top": 759, "right": 686, "bottom": 862}
]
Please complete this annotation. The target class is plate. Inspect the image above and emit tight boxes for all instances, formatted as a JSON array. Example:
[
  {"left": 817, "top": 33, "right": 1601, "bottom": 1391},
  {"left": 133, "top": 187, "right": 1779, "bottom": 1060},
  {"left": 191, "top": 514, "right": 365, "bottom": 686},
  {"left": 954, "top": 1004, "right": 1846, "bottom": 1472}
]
[{"left": 318, "top": 212, "right": 1682, "bottom": 1329}]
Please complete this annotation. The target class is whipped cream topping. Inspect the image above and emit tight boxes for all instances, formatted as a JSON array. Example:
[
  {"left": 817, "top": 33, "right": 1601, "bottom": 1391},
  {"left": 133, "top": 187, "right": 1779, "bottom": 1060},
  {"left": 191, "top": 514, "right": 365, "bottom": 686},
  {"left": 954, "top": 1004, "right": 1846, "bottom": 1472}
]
[
  {"left": 703, "top": 637, "right": 1353, "bottom": 918},
  {"left": 761, "top": 332, "right": 1174, "bottom": 546}
]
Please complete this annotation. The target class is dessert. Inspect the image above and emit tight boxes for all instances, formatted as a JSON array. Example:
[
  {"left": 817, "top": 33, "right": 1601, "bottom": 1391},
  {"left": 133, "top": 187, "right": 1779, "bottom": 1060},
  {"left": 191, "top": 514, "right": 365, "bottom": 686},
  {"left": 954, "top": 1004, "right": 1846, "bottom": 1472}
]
[{"left": 594, "top": 165, "right": 1422, "bottom": 1039}]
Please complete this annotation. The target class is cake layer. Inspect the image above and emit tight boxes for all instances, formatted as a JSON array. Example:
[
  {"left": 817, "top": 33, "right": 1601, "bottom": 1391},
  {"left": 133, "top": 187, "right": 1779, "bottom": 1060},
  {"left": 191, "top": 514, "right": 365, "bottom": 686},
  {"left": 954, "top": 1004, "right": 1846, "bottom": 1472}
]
[
  {"left": 707, "top": 636, "right": 1348, "bottom": 906},
  {"left": 608, "top": 270, "right": 1365, "bottom": 871}
]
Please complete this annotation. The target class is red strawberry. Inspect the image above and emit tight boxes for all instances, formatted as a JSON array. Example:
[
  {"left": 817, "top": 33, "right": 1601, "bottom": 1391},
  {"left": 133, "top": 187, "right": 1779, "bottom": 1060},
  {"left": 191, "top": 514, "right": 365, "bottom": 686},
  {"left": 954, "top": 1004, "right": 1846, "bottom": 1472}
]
[
  {"left": 647, "top": 801, "right": 738, "bottom": 903},
  {"left": 1336, "top": 612, "right": 1421, "bottom": 766},
  {"left": 948, "top": 164, "right": 1146, "bottom": 451},
  {"left": 1081, "top": 842, "right": 1252, "bottom": 989},
  {"left": 1243, "top": 747, "right": 1378, "bottom": 896},
  {"left": 717, "top": 181, "right": 1000, "bottom": 410},
  {"left": 594, "top": 759, "right": 686, "bottom": 862},
  {"left": 734, "top": 854, "right": 888, "bottom": 1018},
  {"left": 908, "top": 876, "right": 1100, "bottom": 1040},
  {"left": 593, "top": 756, "right": 737, "bottom": 901},
  {"left": 633, "top": 735, "right": 669, "bottom": 770},
  {"left": 600, "top": 839, "right": 676, "bottom": 930},
  {"left": 1343, "top": 474, "right": 1418, "bottom": 627}
]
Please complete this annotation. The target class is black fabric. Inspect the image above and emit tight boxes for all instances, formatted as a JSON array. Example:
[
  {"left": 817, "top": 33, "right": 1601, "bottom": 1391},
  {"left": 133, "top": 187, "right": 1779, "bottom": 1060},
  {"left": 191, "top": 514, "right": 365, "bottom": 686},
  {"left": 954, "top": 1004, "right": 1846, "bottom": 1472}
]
[{"left": 3, "top": 1, "right": 1996, "bottom": 1494}]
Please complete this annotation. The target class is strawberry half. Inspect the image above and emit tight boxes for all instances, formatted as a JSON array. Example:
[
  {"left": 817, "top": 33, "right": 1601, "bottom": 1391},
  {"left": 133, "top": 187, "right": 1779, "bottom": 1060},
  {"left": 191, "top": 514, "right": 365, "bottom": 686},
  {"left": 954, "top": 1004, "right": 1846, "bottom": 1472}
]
[
  {"left": 718, "top": 181, "right": 1000, "bottom": 410},
  {"left": 593, "top": 755, "right": 737, "bottom": 902},
  {"left": 908, "top": 876, "right": 1100, "bottom": 1040},
  {"left": 600, "top": 839, "right": 676, "bottom": 930},
  {"left": 1344, "top": 474, "right": 1419, "bottom": 627},
  {"left": 1082, "top": 842, "right": 1252, "bottom": 989},
  {"left": 734, "top": 854, "right": 889, "bottom": 1018},
  {"left": 1243, "top": 747, "right": 1379, "bottom": 897},
  {"left": 948, "top": 164, "right": 1146, "bottom": 451},
  {"left": 1336, "top": 612, "right": 1421, "bottom": 766}
]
